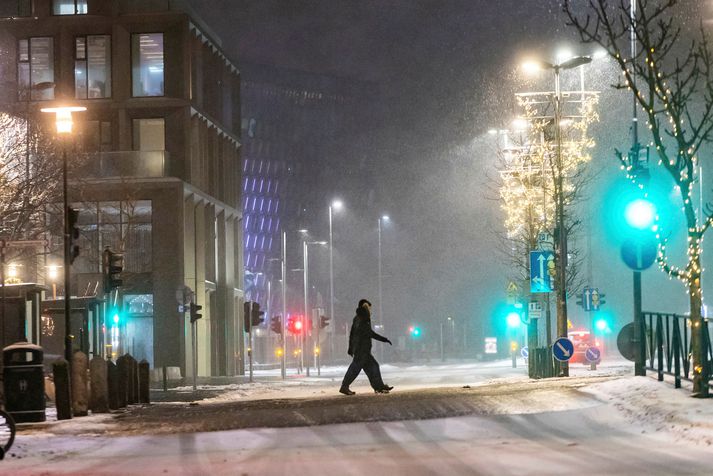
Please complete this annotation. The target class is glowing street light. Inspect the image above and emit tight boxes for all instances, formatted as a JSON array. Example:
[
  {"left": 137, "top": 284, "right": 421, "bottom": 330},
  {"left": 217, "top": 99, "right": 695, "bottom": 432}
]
[{"left": 41, "top": 105, "right": 86, "bottom": 371}]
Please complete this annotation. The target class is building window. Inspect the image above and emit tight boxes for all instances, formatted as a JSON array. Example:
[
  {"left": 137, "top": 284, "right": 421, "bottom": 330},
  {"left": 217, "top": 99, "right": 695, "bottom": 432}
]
[
  {"left": 52, "top": 0, "right": 87, "bottom": 15},
  {"left": 75, "top": 35, "right": 111, "bottom": 99},
  {"left": 0, "top": 0, "right": 31, "bottom": 17},
  {"left": 18, "top": 37, "right": 54, "bottom": 101},
  {"left": 131, "top": 33, "right": 164, "bottom": 97}
]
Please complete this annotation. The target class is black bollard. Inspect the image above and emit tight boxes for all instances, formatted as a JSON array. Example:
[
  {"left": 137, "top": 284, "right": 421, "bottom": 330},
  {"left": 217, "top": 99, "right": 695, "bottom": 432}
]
[
  {"left": 52, "top": 359, "right": 72, "bottom": 420},
  {"left": 125, "top": 355, "right": 137, "bottom": 405},
  {"left": 138, "top": 360, "right": 150, "bottom": 404},
  {"left": 131, "top": 356, "right": 139, "bottom": 404},
  {"left": 107, "top": 360, "right": 119, "bottom": 410},
  {"left": 116, "top": 355, "right": 128, "bottom": 408},
  {"left": 89, "top": 356, "right": 109, "bottom": 413}
]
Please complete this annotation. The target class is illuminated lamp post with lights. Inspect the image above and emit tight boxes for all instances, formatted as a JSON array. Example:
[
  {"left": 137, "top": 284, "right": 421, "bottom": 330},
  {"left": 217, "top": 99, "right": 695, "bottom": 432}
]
[{"left": 41, "top": 106, "right": 86, "bottom": 365}]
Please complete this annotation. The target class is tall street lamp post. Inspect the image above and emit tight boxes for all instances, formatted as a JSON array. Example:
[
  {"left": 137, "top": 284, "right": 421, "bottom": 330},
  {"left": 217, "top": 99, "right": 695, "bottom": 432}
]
[
  {"left": 41, "top": 106, "right": 86, "bottom": 365},
  {"left": 303, "top": 239, "right": 326, "bottom": 376},
  {"left": 328, "top": 200, "right": 343, "bottom": 361},
  {"left": 377, "top": 215, "right": 389, "bottom": 360},
  {"left": 524, "top": 56, "right": 591, "bottom": 376}
]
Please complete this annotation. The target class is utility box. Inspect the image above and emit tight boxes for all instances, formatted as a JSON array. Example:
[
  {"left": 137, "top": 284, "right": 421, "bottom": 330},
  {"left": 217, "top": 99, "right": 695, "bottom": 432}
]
[{"left": 3, "top": 342, "right": 46, "bottom": 423}]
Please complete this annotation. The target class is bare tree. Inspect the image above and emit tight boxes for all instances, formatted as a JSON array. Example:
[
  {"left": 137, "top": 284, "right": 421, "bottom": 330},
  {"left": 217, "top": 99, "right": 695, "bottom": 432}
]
[
  {"left": 565, "top": 0, "right": 713, "bottom": 395},
  {"left": 494, "top": 88, "right": 599, "bottom": 347},
  {"left": 0, "top": 111, "right": 62, "bottom": 281}
]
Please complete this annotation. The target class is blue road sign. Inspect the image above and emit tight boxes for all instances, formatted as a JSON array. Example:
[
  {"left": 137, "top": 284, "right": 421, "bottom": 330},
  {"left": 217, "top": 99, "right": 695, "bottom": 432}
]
[
  {"left": 621, "top": 236, "right": 657, "bottom": 271},
  {"left": 582, "top": 287, "right": 601, "bottom": 312},
  {"left": 585, "top": 347, "right": 601, "bottom": 363},
  {"left": 552, "top": 337, "right": 574, "bottom": 362},
  {"left": 530, "top": 251, "right": 554, "bottom": 293},
  {"left": 521, "top": 346, "right": 529, "bottom": 359}
]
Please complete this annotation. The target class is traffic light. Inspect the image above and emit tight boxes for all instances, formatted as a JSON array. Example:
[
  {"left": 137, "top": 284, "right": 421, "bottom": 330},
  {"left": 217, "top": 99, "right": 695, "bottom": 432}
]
[
  {"left": 270, "top": 315, "right": 282, "bottom": 334},
  {"left": 243, "top": 301, "right": 265, "bottom": 333},
  {"left": 506, "top": 311, "right": 521, "bottom": 328},
  {"left": 190, "top": 302, "right": 202, "bottom": 323},
  {"left": 320, "top": 315, "right": 330, "bottom": 329},
  {"left": 287, "top": 315, "right": 304, "bottom": 335},
  {"left": 68, "top": 207, "right": 80, "bottom": 264},
  {"left": 510, "top": 341, "right": 518, "bottom": 352},
  {"left": 251, "top": 302, "right": 264, "bottom": 327},
  {"left": 624, "top": 199, "right": 656, "bottom": 230},
  {"left": 109, "top": 307, "right": 122, "bottom": 326},
  {"left": 409, "top": 326, "right": 422, "bottom": 338},
  {"left": 102, "top": 248, "right": 123, "bottom": 293}
]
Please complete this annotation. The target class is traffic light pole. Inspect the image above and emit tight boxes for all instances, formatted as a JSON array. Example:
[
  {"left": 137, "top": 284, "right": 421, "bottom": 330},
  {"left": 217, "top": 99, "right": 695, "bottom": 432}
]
[
  {"left": 62, "top": 145, "right": 73, "bottom": 366},
  {"left": 281, "top": 232, "right": 287, "bottom": 379},
  {"left": 629, "top": 2, "right": 646, "bottom": 378}
]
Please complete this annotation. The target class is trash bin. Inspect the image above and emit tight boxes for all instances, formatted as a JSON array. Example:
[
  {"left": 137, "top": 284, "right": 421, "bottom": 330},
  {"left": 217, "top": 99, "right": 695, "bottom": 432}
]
[{"left": 3, "top": 342, "right": 45, "bottom": 423}]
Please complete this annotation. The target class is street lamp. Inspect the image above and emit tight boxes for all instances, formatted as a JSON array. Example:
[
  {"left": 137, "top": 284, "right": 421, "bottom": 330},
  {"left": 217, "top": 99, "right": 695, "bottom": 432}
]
[
  {"left": 377, "top": 215, "right": 390, "bottom": 356},
  {"left": 522, "top": 55, "right": 592, "bottom": 377},
  {"left": 41, "top": 105, "right": 86, "bottom": 366},
  {"left": 328, "top": 199, "right": 343, "bottom": 362},
  {"left": 303, "top": 239, "right": 326, "bottom": 376}
]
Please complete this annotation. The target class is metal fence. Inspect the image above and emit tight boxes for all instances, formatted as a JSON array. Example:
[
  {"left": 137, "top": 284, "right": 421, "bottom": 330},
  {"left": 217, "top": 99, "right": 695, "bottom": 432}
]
[{"left": 643, "top": 312, "right": 713, "bottom": 388}]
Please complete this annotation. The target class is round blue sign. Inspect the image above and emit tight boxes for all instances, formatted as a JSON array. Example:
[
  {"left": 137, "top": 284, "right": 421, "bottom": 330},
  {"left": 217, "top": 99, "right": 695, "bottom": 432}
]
[
  {"left": 620, "top": 236, "right": 657, "bottom": 271},
  {"left": 521, "top": 346, "right": 529, "bottom": 359},
  {"left": 585, "top": 347, "right": 601, "bottom": 363},
  {"left": 552, "top": 337, "right": 574, "bottom": 362}
]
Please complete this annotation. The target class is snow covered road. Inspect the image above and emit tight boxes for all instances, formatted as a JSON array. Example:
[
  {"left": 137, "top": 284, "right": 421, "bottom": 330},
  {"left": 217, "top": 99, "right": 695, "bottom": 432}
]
[{"left": 3, "top": 360, "right": 712, "bottom": 475}]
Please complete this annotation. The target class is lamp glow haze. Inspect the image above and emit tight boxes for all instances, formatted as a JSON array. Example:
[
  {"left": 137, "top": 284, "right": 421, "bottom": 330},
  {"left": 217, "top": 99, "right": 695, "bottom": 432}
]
[{"left": 624, "top": 199, "right": 656, "bottom": 229}]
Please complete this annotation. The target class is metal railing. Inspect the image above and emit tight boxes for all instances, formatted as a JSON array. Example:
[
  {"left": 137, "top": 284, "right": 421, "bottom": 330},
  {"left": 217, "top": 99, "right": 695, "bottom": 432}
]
[
  {"left": 83, "top": 151, "right": 168, "bottom": 178},
  {"left": 643, "top": 312, "right": 713, "bottom": 388}
]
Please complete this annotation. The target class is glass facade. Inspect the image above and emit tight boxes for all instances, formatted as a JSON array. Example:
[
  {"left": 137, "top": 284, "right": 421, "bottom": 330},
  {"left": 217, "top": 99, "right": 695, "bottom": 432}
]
[
  {"left": 52, "top": 0, "right": 87, "bottom": 15},
  {"left": 131, "top": 33, "right": 164, "bottom": 97},
  {"left": 75, "top": 35, "right": 111, "bottom": 99},
  {"left": 18, "top": 37, "right": 54, "bottom": 100},
  {"left": 74, "top": 200, "right": 153, "bottom": 275}
]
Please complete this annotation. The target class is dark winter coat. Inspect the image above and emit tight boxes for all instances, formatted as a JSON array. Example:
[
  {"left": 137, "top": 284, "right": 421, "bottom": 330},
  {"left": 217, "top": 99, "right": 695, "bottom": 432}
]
[{"left": 348, "top": 306, "right": 389, "bottom": 357}]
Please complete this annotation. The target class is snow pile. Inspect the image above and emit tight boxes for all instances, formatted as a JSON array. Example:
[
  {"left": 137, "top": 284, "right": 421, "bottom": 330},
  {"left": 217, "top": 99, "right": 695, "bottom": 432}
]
[{"left": 583, "top": 376, "right": 713, "bottom": 447}]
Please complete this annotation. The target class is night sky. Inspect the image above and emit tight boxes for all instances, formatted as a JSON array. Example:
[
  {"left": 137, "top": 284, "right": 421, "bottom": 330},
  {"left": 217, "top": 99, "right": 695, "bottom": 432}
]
[{"left": 189, "top": 0, "right": 712, "bottom": 344}]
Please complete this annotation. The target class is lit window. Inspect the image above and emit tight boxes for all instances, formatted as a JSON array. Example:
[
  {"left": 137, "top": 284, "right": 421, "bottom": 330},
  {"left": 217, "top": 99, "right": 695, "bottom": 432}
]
[
  {"left": 18, "top": 37, "right": 55, "bottom": 101},
  {"left": 75, "top": 35, "right": 111, "bottom": 99},
  {"left": 53, "top": 0, "right": 87, "bottom": 15},
  {"left": 132, "top": 33, "right": 164, "bottom": 97}
]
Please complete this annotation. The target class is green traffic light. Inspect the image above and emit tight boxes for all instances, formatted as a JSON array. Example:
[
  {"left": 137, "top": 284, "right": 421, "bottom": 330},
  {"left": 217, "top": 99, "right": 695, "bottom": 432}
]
[
  {"left": 409, "top": 326, "right": 421, "bottom": 337},
  {"left": 506, "top": 312, "right": 521, "bottom": 328},
  {"left": 624, "top": 199, "right": 656, "bottom": 229},
  {"left": 595, "top": 318, "right": 608, "bottom": 332}
]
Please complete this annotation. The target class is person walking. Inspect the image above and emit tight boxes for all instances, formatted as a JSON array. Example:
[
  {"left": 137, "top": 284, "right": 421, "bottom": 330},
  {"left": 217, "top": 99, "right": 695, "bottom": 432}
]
[{"left": 340, "top": 299, "right": 393, "bottom": 395}]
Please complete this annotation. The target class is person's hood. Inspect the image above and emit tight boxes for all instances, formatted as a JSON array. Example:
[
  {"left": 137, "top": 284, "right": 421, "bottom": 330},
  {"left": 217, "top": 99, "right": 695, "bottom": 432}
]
[{"left": 356, "top": 306, "right": 371, "bottom": 319}]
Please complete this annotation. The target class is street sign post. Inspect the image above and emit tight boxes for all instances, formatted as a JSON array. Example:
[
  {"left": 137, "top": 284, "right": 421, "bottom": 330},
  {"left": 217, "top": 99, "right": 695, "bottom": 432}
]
[
  {"left": 552, "top": 337, "right": 574, "bottom": 362},
  {"left": 530, "top": 251, "right": 554, "bottom": 293}
]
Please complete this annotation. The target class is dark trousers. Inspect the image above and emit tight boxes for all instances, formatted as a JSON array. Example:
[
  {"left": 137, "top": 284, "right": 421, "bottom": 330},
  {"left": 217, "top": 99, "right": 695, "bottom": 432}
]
[{"left": 341, "top": 353, "right": 384, "bottom": 390}]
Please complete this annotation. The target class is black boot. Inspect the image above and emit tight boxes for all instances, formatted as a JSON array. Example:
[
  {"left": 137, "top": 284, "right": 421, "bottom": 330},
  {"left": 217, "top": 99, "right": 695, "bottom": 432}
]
[{"left": 339, "top": 386, "right": 355, "bottom": 395}]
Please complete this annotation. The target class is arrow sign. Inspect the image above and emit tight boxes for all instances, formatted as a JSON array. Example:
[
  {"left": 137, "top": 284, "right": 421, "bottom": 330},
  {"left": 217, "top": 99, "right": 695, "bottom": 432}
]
[
  {"left": 552, "top": 337, "right": 574, "bottom": 362},
  {"left": 521, "top": 346, "right": 529, "bottom": 359},
  {"left": 530, "top": 251, "right": 554, "bottom": 293},
  {"left": 585, "top": 347, "right": 601, "bottom": 363},
  {"left": 583, "top": 288, "right": 592, "bottom": 312}
]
